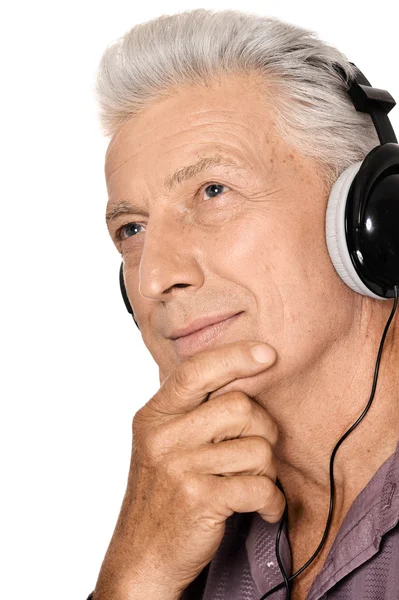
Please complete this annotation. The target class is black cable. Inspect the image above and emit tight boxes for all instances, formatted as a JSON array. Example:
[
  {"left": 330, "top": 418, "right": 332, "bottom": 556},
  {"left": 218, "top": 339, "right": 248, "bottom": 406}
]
[
  {"left": 259, "top": 284, "right": 399, "bottom": 600},
  {"left": 274, "top": 479, "right": 290, "bottom": 599}
]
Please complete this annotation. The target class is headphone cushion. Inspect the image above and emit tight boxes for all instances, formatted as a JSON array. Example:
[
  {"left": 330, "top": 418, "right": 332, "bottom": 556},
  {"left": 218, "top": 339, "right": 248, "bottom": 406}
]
[{"left": 325, "top": 161, "right": 385, "bottom": 300}]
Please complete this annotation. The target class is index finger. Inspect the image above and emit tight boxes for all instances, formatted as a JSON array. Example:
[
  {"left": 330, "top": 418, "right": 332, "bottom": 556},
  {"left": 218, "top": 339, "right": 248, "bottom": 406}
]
[{"left": 149, "top": 341, "right": 276, "bottom": 415}]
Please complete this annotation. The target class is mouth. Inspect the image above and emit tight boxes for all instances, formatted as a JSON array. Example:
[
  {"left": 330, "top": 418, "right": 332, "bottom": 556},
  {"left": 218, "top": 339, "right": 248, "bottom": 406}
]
[{"left": 171, "top": 312, "right": 243, "bottom": 359}]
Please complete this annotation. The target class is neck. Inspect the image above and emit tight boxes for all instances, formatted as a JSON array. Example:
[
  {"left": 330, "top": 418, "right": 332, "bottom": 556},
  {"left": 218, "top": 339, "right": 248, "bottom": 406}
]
[{"left": 259, "top": 302, "right": 399, "bottom": 529}]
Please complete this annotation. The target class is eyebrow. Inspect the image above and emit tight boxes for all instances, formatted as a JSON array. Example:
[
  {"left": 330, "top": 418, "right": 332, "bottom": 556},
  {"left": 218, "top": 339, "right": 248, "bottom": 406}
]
[{"left": 105, "top": 155, "right": 243, "bottom": 225}]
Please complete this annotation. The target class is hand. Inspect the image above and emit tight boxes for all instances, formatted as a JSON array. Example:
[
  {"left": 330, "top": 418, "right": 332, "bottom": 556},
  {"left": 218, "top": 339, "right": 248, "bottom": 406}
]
[{"left": 93, "top": 340, "right": 284, "bottom": 599}]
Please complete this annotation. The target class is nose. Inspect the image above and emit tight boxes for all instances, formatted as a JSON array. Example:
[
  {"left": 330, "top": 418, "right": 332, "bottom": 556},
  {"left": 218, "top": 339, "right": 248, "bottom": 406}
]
[{"left": 137, "top": 211, "right": 205, "bottom": 301}]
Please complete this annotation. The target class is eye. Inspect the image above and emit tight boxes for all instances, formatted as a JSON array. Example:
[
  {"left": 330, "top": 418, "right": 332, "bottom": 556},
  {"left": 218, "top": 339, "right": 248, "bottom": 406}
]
[
  {"left": 116, "top": 222, "right": 144, "bottom": 242},
  {"left": 115, "top": 182, "right": 230, "bottom": 242},
  {"left": 203, "top": 183, "right": 230, "bottom": 200}
]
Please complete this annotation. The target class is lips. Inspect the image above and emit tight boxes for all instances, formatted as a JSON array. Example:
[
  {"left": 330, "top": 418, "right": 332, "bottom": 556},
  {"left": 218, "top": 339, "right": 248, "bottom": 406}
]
[
  {"left": 171, "top": 312, "right": 243, "bottom": 359},
  {"left": 167, "top": 312, "right": 242, "bottom": 340}
]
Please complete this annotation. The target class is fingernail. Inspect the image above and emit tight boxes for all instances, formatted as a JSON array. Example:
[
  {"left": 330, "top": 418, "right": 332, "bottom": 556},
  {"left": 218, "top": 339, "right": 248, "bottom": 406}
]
[{"left": 251, "top": 344, "right": 274, "bottom": 363}]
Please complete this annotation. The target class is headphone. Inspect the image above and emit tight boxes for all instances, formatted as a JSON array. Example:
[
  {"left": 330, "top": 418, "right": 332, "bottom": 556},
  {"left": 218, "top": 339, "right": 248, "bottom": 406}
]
[
  {"left": 116, "top": 62, "right": 399, "bottom": 599},
  {"left": 119, "top": 61, "right": 399, "bottom": 325}
]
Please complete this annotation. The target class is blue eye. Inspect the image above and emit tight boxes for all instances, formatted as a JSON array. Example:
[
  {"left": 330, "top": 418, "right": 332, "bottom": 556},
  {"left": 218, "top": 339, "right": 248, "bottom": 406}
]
[
  {"left": 116, "top": 182, "right": 229, "bottom": 241},
  {"left": 116, "top": 222, "right": 144, "bottom": 241},
  {"left": 203, "top": 183, "right": 229, "bottom": 199}
]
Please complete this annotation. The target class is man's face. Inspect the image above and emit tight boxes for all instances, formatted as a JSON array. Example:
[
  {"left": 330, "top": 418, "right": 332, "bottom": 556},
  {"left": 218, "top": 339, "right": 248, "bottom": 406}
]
[{"left": 105, "top": 71, "right": 359, "bottom": 394}]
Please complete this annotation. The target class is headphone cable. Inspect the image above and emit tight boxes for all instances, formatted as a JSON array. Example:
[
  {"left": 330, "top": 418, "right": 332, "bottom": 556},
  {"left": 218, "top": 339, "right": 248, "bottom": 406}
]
[{"left": 259, "top": 284, "right": 399, "bottom": 600}]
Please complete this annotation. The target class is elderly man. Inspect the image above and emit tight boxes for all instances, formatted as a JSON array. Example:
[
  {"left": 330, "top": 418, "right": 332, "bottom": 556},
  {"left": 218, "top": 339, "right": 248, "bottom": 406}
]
[{"left": 88, "top": 9, "right": 399, "bottom": 600}]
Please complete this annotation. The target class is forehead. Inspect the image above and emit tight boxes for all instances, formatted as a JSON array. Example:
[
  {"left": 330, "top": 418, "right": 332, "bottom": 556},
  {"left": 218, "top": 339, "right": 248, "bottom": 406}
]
[{"left": 104, "top": 71, "right": 279, "bottom": 182}]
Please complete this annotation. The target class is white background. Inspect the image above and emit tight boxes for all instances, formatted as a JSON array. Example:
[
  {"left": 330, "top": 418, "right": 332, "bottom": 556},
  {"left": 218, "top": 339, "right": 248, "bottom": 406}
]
[{"left": 1, "top": 1, "right": 398, "bottom": 598}]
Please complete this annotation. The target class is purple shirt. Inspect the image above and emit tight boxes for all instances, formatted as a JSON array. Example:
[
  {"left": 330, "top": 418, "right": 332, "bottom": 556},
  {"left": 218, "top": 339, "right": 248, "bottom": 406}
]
[{"left": 182, "top": 439, "right": 399, "bottom": 599}]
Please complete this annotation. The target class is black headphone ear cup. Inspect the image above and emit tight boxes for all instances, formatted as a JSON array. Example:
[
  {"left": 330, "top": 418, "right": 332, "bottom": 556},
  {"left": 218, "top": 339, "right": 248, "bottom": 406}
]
[
  {"left": 119, "top": 263, "right": 140, "bottom": 329},
  {"left": 326, "top": 161, "right": 375, "bottom": 296},
  {"left": 327, "top": 144, "right": 399, "bottom": 300}
]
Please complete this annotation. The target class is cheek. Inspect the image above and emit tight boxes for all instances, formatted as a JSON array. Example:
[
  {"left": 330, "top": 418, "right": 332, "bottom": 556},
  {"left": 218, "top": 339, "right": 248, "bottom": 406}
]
[
  {"left": 213, "top": 208, "right": 329, "bottom": 336},
  {"left": 211, "top": 210, "right": 290, "bottom": 283}
]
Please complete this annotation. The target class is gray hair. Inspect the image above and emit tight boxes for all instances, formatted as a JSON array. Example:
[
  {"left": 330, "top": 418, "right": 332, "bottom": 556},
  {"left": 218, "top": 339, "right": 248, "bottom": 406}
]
[{"left": 94, "top": 8, "right": 380, "bottom": 189}]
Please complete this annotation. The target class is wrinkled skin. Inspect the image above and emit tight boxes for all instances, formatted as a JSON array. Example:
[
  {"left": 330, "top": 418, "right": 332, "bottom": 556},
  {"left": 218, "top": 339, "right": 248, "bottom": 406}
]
[{"left": 100, "top": 71, "right": 399, "bottom": 597}]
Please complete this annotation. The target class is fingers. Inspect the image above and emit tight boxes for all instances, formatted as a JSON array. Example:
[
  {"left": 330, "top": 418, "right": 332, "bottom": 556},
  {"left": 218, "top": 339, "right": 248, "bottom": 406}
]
[
  {"left": 169, "top": 436, "right": 277, "bottom": 481},
  {"left": 203, "top": 473, "right": 287, "bottom": 524},
  {"left": 147, "top": 341, "right": 276, "bottom": 416},
  {"left": 161, "top": 390, "right": 279, "bottom": 449}
]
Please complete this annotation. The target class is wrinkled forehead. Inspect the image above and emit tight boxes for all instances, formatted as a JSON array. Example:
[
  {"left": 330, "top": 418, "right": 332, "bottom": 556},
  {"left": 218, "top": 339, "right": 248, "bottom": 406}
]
[{"left": 104, "top": 72, "right": 280, "bottom": 182}]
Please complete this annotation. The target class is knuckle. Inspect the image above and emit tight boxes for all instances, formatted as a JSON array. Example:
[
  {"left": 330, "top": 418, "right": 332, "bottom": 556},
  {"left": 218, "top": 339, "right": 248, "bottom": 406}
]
[
  {"left": 173, "top": 359, "right": 199, "bottom": 394},
  {"left": 229, "top": 392, "right": 253, "bottom": 417},
  {"left": 138, "top": 425, "right": 166, "bottom": 462},
  {"left": 272, "top": 494, "right": 286, "bottom": 521},
  {"left": 163, "top": 451, "right": 184, "bottom": 478},
  {"left": 258, "top": 437, "right": 273, "bottom": 463},
  {"left": 265, "top": 506, "right": 285, "bottom": 523},
  {"left": 181, "top": 473, "right": 205, "bottom": 505},
  {"left": 132, "top": 409, "right": 152, "bottom": 449},
  {"left": 262, "top": 476, "right": 277, "bottom": 503},
  {"left": 132, "top": 406, "right": 147, "bottom": 433},
  {"left": 133, "top": 403, "right": 164, "bottom": 434}
]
